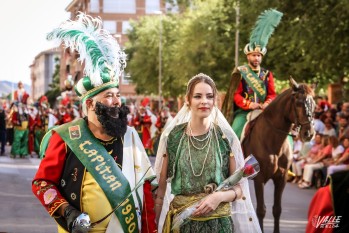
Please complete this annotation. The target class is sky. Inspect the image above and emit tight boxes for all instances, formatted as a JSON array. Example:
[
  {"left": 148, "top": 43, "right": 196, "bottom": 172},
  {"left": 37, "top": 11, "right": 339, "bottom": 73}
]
[{"left": 0, "top": 0, "right": 72, "bottom": 86}]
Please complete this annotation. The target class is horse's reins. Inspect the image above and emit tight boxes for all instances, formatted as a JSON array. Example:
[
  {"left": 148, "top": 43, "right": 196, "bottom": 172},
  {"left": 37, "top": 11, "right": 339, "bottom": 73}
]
[{"left": 265, "top": 93, "right": 313, "bottom": 136}]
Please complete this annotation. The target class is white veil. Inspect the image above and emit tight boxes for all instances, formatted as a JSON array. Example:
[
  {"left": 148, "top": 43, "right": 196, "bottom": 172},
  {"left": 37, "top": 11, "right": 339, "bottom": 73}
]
[{"left": 154, "top": 104, "right": 262, "bottom": 233}]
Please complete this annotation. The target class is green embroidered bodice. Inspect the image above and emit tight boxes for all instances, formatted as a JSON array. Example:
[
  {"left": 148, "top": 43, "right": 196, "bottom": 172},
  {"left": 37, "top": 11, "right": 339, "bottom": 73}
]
[{"left": 167, "top": 123, "right": 231, "bottom": 195}]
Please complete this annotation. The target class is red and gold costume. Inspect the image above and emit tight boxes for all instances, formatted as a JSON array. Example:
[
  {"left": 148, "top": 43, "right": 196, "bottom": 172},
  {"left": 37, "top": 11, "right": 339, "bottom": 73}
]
[
  {"left": 28, "top": 110, "right": 37, "bottom": 155},
  {"left": 134, "top": 112, "right": 153, "bottom": 151},
  {"left": 32, "top": 125, "right": 157, "bottom": 233},
  {"left": 233, "top": 68, "right": 276, "bottom": 110}
]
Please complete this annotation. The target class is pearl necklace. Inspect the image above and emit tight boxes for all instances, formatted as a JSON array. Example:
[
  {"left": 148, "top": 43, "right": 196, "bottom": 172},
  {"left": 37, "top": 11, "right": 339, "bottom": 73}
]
[
  {"left": 188, "top": 123, "right": 212, "bottom": 150},
  {"left": 187, "top": 124, "right": 213, "bottom": 177},
  {"left": 188, "top": 123, "right": 211, "bottom": 142}
]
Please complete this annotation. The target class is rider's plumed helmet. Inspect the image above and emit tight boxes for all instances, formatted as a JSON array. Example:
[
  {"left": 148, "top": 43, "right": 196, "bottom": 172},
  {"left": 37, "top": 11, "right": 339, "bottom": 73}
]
[{"left": 244, "top": 9, "right": 283, "bottom": 56}]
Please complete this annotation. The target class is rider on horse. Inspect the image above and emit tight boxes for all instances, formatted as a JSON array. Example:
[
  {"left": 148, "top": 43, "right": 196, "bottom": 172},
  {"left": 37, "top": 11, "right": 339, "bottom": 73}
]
[
  {"left": 222, "top": 9, "right": 282, "bottom": 140},
  {"left": 231, "top": 46, "right": 277, "bottom": 139}
]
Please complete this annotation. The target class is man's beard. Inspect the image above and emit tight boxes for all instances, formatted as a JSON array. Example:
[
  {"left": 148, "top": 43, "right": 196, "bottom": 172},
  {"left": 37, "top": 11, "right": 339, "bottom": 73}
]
[
  {"left": 248, "top": 60, "right": 260, "bottom": 69},
  {"left": 95, "top": 102, "right": 130, "bottom": 138}
]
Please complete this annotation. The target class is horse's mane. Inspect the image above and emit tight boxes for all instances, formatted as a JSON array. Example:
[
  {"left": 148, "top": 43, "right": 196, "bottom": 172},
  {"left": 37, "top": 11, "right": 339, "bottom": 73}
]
[
  {"left": 299, "top": 83, "right": 315, "bottom": 96},
  {"left": 252, "top": 83, "right": 314, "bottom": 121}
]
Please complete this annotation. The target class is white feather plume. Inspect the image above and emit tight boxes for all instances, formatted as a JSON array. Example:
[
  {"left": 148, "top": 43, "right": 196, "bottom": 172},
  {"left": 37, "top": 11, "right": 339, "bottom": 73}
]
[{"left": 47, "top": 12, "right": 126, "bottom": 83}]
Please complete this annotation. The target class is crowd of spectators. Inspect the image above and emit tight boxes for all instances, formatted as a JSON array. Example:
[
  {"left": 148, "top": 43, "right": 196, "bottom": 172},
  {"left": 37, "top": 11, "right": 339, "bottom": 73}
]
[{"left": 291, "top": 96, "right": 349, "bottom": 189}]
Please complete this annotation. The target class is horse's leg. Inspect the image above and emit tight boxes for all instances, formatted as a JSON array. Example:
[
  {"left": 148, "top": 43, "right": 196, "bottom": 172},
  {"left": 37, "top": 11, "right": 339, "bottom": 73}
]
[
  {"left": 254, "top": 178, "right": 266, "bottom": 232},
  {"left": 272, "top": 169, "right": 287, "bottom": 233}
]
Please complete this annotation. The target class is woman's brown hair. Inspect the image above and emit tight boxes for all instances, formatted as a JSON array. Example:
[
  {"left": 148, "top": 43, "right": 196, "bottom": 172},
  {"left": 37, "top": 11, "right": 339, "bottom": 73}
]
[{"left": 185, "top": 73, "right": 218, "bottom": 104}]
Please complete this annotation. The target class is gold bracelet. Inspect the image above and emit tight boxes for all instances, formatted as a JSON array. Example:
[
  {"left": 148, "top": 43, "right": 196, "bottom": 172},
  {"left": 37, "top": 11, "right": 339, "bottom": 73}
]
[{"left": 155, "top": 203, "right": 163, "bottom": 207}]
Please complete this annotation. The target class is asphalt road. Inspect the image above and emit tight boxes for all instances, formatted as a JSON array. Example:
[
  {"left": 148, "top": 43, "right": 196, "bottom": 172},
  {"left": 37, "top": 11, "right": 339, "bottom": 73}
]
[{"left": 0, "top": 146, "right": 316, "bottom": 233}]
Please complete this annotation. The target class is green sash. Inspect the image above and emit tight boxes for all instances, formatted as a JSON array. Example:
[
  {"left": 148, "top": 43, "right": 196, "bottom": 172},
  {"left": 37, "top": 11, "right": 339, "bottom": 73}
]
[
  {"left": 238, "top": 65, "right": 267, "bottom": 102},
  {"left": 55, "top": 119, "right": 139, "bottom": 233}
]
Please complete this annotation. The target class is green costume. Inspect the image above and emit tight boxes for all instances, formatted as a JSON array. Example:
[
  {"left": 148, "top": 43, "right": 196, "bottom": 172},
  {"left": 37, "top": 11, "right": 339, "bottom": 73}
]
[
  {"left": 11, "top": 128, "right": 28, "bottom": 157},
  {"left": 165, "top": 123, "right": 233, "bottom": 233}
]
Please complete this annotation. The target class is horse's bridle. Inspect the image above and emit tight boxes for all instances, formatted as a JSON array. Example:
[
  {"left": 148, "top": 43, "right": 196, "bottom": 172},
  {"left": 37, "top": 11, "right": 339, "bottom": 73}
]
[
  {"left": 264, "top": 92, "right": 314, "bottom": 136},
  {"left": 293, "top": 94, "right": 314, "bottom": 128}
]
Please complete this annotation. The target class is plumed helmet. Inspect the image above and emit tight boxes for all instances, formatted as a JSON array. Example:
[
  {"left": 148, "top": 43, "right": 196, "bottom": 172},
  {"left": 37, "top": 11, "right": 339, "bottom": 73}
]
[
  {"left": 47, "top": 13, "right": 126, "bottom": 102},
  {"left": 244, "top": 9, "right": 283, "bottom": 56}
]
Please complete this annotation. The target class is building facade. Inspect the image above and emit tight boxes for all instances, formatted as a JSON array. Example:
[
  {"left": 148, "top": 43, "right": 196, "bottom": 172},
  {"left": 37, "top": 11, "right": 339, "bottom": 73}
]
[
  {"left": 30, "top": 48, "right": 61, "bottom": 100},
  {"left": 61, "top": 0, "right": 165, "bottom": 97}
]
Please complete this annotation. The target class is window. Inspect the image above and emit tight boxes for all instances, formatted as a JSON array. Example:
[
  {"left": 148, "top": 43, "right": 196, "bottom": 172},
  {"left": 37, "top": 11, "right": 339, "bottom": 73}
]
[
  {"left": 90, "top": 0, "right": 99, "bottom": 13},
  {"left": 103, "top": 21, "right": 117, "bottom": 34},
  {"left": 121, "top": 72, "right": 131, "bottom": 85},
  {"left": 145, "top": 0, "right": 160, "bottom": 14},
  {"left": 122, "top": 21, "right": 132, "bottom": 34},
  {"left": 103, "top": 0, "right": 136, "bottom": 14}
]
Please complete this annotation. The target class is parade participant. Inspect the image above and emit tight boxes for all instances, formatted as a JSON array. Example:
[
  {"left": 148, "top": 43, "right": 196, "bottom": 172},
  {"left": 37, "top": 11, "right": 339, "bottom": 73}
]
[
  {"left": 13, "top": 81, "right": 29, "bottom": 104},
  {"left": 306, "top": 170, "right": 349, "bottom": 232},
  {"left": 0, "top": 105, "right": 6, "bottom": 156},
  {"left": 32, "top": 13, "right": 156, "bottom": 233},
  {"left": 34, "top": 96, "right": 49, "bottom": 154},
  {"left": 222, "top": 9, "right": 282, "bottom": 139},
  {"left": 5, "top": 104, "right": 14, "bottom": 146},
  {"left": 154, "top": 73, "right": 261, "bottom": 232},
  {"left": 153, "top": 107, "right": 173, "bottom": 155},
  {"left": 155, "top": 106, "right": 173, "bottom": 132},
  {"left": 10, "top": 103, "right": 29, "bottom": 158},
  {"left": 27, "top": 103, "right": 37, "bottom": 157},
  {"left": 56, "top": 99, "right": 73, "bottom": 125},
  {"left": 134, "top": 104, "right": 155, "bottom": 156}
]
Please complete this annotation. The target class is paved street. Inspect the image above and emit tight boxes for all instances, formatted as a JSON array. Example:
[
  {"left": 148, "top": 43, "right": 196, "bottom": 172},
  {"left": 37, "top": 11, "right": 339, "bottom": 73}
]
[{"left": 0, "top": 145, "right": 316, "bottom": 233}]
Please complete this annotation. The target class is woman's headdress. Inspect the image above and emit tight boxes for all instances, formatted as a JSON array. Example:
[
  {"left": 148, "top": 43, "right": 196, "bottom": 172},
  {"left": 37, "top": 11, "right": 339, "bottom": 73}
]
[
  {"left": 47, "top": 12, "right": 126, "bottom": 102},
  {"left": 244, "top": 9, "right": 283, "bottom": 56}
]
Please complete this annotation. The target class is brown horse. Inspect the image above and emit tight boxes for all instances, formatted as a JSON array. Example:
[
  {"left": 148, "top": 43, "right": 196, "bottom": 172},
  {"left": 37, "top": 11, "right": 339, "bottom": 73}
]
[{"left": 241, "top": 78, "right": 315, "bottom": 233}]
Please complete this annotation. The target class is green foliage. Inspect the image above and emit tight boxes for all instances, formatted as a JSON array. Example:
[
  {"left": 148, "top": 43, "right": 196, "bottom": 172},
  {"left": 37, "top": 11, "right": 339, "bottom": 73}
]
[
  {"left": 45, "top": 57, "right": 61, "bottom": 107},
  {"left": 127, "top": 0, "right": 349, "bottom": 98}
]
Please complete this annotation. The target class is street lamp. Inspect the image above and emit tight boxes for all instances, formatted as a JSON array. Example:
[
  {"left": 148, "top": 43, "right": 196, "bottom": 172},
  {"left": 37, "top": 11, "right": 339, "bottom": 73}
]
[{"left": 154, "top": 10, "right": 163, "bottom": 111}]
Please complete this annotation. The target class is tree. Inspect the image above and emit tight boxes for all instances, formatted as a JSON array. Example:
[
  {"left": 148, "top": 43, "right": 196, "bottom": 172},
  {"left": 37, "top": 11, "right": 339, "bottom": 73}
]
[
  {"left": 126, "top": 0, "right": 349, "bottom": 98},
  {"left": 44, "top": 56, "right": 61, "bottom": 107}
]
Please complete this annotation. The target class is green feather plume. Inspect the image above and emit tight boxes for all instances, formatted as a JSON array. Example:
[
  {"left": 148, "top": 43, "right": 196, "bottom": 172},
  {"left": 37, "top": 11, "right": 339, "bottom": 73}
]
[
  {"left": 47, "top": 13, "right": 126, "bottom": 86},
  {"left": 249, "top": 9, "right": 283, "bottom": 49}
]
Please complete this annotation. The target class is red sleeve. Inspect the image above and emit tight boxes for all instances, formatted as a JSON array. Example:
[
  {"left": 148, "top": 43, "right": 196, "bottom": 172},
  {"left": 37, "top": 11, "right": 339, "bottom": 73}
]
[
  {"left": 32, "top": 132, "right": 69, "bottom": 216},
  {"left": 233, "top": 79, "right": 251, "bottom": 110},
  {"left": 141, "top": 180, "right": 156, "bottom": 233},
  {"left": 155, "top": 116, "right": 161, "bottom": 129},
  {"left": 143, "top": 115, "right": 152, "bottom": 124},
  {"left": 306, "top": 186, "right": 334, "bottom": 233},
  {"left": 11, "top": 112, "right": 18, "bottom": 125},
  {"left": 13, "top": 91, "right": 18, "bottom": 101},
  {"left": 265, "top": 71, "right": 276, "bottom": 103},
  {"left": 134, "top": 116, "right": 140, "bottom": 126}
]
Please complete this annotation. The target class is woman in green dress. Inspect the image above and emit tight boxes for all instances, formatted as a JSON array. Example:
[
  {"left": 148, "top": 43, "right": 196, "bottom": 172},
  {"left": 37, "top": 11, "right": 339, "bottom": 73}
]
[{"left": 154, "top": 74, "right": 261, "bottom": 233}]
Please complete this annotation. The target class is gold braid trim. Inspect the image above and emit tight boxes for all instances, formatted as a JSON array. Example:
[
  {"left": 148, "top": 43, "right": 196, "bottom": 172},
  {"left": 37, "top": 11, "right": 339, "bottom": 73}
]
[
  {"left": 48, "top": 198, "right": 68, "bottom": 216},
  {"left": 163, "top": 193, "right": 230, "bottom": 233},
  {"left": 80, "top": 80, "right": 118, "bottom": 100}
]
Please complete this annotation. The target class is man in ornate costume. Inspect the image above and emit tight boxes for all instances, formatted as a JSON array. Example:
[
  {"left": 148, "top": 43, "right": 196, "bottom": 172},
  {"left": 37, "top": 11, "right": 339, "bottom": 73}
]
[
  {"left": 32, "top": 13, "right": 156, "bottom": 233},
  {"left": 222, "top": 9, "right": 282, "bottom": 139},
  {"left": 34, "top": 96, "right": 49, "bottom": 154},
  {"left": 27, "top": 103, "right": 37, "bottom": 157},
  {"left": 13, "top": 81, "right": 29, "bottom": 104},
  {"left": 10, "top": 102, "right": 29, "bottom": 158},
  {"left": 134, "top": 102, "right": 157, "bottom": 156}
]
